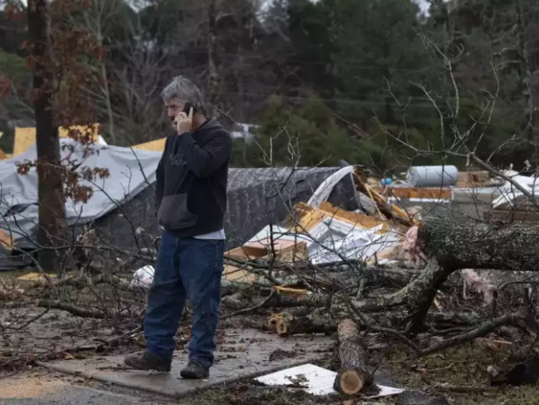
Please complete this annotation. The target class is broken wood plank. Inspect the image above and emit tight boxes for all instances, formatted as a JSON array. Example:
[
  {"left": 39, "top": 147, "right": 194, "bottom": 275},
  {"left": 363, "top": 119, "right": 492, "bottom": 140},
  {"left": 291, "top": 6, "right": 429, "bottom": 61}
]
[
  {"left": 353, "top": 167, "right": 416, "bottom": 227},
  {"left": 225, "top": 245, "right": 268, "bottom": 259},
  {"left": 319, "top": 201, "right": 393, "bottom": 231},
  {"left": 292, "top": 202, "right": 326, "bottom": 231},
  {"left": 376, "top": 187, "right": 451, "bottom": 200}
]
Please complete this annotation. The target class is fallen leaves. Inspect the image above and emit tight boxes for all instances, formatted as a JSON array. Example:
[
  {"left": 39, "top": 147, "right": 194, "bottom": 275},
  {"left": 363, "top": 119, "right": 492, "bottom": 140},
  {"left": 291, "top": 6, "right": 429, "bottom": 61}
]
[{"left": 0, "top": 279, "right": 24, "bottom": 301}]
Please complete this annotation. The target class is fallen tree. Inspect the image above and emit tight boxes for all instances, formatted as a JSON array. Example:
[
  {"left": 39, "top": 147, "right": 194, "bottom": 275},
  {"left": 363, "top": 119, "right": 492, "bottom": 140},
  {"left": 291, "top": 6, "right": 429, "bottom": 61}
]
[{"left": 402, "top": 217, "right": 539, "bottom": 332}]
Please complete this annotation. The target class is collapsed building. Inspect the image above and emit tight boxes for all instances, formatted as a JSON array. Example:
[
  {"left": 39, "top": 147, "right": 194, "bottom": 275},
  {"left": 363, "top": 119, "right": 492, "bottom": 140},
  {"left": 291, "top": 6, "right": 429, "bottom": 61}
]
[{"left": 1, "top": 127, "right": 537, "bottom": 277}]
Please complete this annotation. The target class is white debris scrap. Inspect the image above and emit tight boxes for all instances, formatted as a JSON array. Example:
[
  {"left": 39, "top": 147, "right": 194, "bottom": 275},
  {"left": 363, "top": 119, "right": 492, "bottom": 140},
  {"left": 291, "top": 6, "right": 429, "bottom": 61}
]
[
  {"left": 130, "top": 265, "right": 154, "bottom": 288},
  {"left": 255, "top": 363, "right": 404, "bottom": 398},
  {"left": 492, "top": 172, "right": 539, "bottom": 209},
  {"left": 462, "top": 269, "right": 496, "bottom": 304}
]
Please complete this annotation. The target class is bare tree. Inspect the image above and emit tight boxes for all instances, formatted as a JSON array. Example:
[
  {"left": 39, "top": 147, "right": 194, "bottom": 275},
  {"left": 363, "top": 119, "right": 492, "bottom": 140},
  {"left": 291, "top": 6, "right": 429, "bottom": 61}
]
[{"left": 27, "top": 0, "right": 66, "bottom": 271}]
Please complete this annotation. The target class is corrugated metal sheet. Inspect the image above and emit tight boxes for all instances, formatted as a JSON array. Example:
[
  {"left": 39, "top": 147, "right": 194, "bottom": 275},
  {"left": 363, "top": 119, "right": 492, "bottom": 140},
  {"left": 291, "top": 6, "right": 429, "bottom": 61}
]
[{"left": 92, "top": 167, "right": 358, "bottom": 264}]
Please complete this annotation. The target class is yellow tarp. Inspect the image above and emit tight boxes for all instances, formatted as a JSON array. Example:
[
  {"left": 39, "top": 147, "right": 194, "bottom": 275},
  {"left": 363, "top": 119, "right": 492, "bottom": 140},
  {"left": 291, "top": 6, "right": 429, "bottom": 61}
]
[
  {"left": 13, "top": 125, "right": 100, "bottom": 156},
  {"left": 132, "top": 138, "right": 166, "bottom": 152},
  {"left": 17, "top": 272, "right": 56, "bottom": 281}
]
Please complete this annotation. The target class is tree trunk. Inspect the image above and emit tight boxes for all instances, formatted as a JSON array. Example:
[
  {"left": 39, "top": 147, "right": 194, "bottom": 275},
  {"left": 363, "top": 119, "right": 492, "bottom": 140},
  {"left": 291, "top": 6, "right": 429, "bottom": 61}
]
[
  {"left": 333, "top": 319, "right": 373, "bottom": 395},
  {"left": 206, "top": 0, "right": 220, "bottom": 117},
  {"left": 28, "top": 0, "right": 66, "bottom": 273},
  {"left": 391, "top": 217, "right": 539, "bottom": 333},
  {"left": 417, "top": 217, "right": 539, "bottom": 272},
  {"left": 515, "top": 0, "right": 539, "bottom": 164}
]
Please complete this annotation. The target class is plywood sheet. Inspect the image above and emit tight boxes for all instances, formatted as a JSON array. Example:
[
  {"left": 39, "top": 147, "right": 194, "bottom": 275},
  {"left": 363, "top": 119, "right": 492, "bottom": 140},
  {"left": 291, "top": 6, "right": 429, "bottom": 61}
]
[
  {"left": 376, "top": 187, "right": 451, "bottom": 200},
  {"left": 222, "top": 264, "right": 257, "bottom": 282},
  {"left": 225, "top": 245, "right": 268, "bottom": 259},
  {"left": 319, "top": 201, "right": 391, "bottom": 231}
]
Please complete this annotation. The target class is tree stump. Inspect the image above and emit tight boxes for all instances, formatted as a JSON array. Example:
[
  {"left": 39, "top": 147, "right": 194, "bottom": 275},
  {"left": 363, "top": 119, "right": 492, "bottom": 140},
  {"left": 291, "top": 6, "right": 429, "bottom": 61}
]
[{"left": 333, "top": 319, "right": 372, "bottom": 395}]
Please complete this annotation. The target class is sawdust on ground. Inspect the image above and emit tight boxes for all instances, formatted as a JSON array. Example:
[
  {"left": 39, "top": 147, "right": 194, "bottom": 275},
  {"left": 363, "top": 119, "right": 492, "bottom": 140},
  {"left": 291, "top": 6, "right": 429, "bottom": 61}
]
[{"left": 0, "top": 372, "right": 70, "bottom": 398}]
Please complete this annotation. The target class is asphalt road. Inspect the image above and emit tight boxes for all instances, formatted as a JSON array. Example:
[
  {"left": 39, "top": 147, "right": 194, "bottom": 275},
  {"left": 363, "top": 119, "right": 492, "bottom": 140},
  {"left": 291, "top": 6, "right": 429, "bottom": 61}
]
[
  {"left": 1, "top": 385, "right": 174, "bottom": 405},
  {"left": 0, "top": 377, "right": 178, "bottom": 405}
]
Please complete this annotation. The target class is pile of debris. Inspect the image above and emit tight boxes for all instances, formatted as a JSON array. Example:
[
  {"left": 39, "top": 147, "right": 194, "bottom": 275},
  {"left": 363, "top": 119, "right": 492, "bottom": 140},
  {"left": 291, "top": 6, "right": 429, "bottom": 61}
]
[
  {"left": 222, "top": 166, "right": 420, "bottom": 284},
  {"left": 216, "top": 165, "right": 539, "bottom": 402}
]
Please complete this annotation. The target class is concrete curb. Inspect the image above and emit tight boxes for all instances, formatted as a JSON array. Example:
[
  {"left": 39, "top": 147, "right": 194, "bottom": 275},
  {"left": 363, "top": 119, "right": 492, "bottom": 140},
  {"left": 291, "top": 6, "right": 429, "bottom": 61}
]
[{"left": 36, "top": 359, "right": 318, "bottom": 398}]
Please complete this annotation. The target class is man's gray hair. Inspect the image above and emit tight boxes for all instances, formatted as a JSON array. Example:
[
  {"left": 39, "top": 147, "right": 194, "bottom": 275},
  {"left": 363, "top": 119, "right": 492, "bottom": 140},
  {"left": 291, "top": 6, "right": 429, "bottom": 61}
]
[{"left": 161, "top": 76, "right": 206, "bottom": 114}]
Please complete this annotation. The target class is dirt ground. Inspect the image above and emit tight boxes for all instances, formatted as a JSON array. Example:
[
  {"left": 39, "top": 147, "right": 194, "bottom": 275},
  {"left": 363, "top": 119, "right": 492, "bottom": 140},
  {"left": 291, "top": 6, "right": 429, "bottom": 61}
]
[{"left": 2, "top": 272, "right": 539, "bottom": 404}]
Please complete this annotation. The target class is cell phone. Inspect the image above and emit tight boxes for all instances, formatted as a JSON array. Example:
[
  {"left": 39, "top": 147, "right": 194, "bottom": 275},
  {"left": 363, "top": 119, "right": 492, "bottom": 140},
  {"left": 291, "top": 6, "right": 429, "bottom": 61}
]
[{"left": 183, "top": 102, "right": 196, "bottom": 115}]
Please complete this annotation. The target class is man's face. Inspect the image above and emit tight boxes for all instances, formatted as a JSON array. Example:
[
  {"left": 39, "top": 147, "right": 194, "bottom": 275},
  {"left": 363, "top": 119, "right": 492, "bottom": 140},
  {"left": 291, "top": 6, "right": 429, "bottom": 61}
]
[{"left": 165, "top": 98, "right": 186, "bottom": 127}]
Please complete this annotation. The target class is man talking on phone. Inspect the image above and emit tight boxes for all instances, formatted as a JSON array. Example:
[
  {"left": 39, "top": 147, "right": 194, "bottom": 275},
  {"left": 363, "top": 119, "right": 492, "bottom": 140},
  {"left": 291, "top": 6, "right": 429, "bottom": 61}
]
[{"left": 124, "top": 76, "right": 232, "bottom": 379}]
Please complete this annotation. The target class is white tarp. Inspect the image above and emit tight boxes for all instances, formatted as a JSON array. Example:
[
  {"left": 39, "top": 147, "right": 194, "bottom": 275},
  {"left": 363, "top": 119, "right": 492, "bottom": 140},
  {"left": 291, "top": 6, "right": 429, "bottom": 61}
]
[
  {"left": 0, "top": 138, "right": 161, "bottom": 245},
  {"left": 492, "top": 173, "right": 539, "bottom": 209}
]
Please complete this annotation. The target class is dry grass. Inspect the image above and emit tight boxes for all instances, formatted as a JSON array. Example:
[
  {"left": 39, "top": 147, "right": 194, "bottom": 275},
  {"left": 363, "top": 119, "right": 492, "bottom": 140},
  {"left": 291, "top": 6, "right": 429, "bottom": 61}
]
[{"left": 384, "top": 338, "right": 539, "bottom": 405}]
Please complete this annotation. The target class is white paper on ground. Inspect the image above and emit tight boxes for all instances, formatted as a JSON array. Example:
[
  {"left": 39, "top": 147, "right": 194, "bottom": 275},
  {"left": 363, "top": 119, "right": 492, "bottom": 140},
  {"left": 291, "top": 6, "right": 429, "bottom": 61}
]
[{"left": 255, "top": 363, "right": 404, "bottom": 398}]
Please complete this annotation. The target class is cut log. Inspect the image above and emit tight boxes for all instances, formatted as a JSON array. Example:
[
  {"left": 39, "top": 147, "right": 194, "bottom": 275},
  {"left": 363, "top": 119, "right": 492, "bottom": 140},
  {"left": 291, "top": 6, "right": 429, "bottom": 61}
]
[
  {"left": 333, "top": 319, "right": 372, "bottom": 395},
  {"left": 272, "top": 312, "right": 337, "bottom": 337}
]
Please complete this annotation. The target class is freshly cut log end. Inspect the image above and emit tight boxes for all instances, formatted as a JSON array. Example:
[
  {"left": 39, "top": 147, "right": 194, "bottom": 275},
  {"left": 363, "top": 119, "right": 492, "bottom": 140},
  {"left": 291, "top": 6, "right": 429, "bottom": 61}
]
[
  {"left": 335, "top": 368, "right": 365, "bottom": 395},
  {"left": 276, "top": 320, "right": 288, "bottom": 336},
  {"left": 267, "top": 313, "right": 285, "bottom": 329},
  {"left": 333, "top": 319, "right": 372, "bottom": 395}
]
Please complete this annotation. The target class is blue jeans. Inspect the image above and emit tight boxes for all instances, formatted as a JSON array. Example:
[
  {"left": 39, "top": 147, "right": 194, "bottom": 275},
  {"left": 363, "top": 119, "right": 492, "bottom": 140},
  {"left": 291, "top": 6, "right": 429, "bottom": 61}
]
[{"left": 143, "top": 232, "right": 224, "bottom": 367}]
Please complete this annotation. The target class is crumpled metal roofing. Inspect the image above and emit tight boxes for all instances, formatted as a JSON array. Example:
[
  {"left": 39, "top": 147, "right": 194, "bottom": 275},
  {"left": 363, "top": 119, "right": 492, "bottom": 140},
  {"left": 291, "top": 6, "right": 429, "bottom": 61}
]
[{"left": 93, "top": 166, "right": 358, "bottom": 261}]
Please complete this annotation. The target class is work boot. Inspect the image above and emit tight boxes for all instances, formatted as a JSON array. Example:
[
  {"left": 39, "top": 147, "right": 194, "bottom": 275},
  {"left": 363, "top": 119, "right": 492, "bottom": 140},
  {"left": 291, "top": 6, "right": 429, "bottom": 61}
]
[
  {"left": 124, "top": 351, "right": 171, "bottom": 372},
  {"left": 180, "top": 361, "right": 209, "bottom": 379}
]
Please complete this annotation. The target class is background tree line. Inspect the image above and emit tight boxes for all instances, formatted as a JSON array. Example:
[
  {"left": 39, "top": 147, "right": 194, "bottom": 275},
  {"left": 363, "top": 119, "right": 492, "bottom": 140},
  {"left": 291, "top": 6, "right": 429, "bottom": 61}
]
[{"left": 1, "top": 0, "right": 538, "bottom": 176}]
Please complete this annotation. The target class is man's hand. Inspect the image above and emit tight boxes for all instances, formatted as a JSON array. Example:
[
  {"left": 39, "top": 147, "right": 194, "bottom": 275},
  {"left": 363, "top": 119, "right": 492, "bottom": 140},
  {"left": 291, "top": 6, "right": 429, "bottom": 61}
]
[{"left": 174, "top": 106, "right": 194, "bottom": 135}]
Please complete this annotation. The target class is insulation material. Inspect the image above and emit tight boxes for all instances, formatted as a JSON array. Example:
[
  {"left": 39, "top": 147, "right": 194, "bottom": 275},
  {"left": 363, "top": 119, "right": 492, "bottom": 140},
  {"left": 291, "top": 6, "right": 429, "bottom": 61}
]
[{"left": 461, "top": 269, "right": 496, "bottom": 304}]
